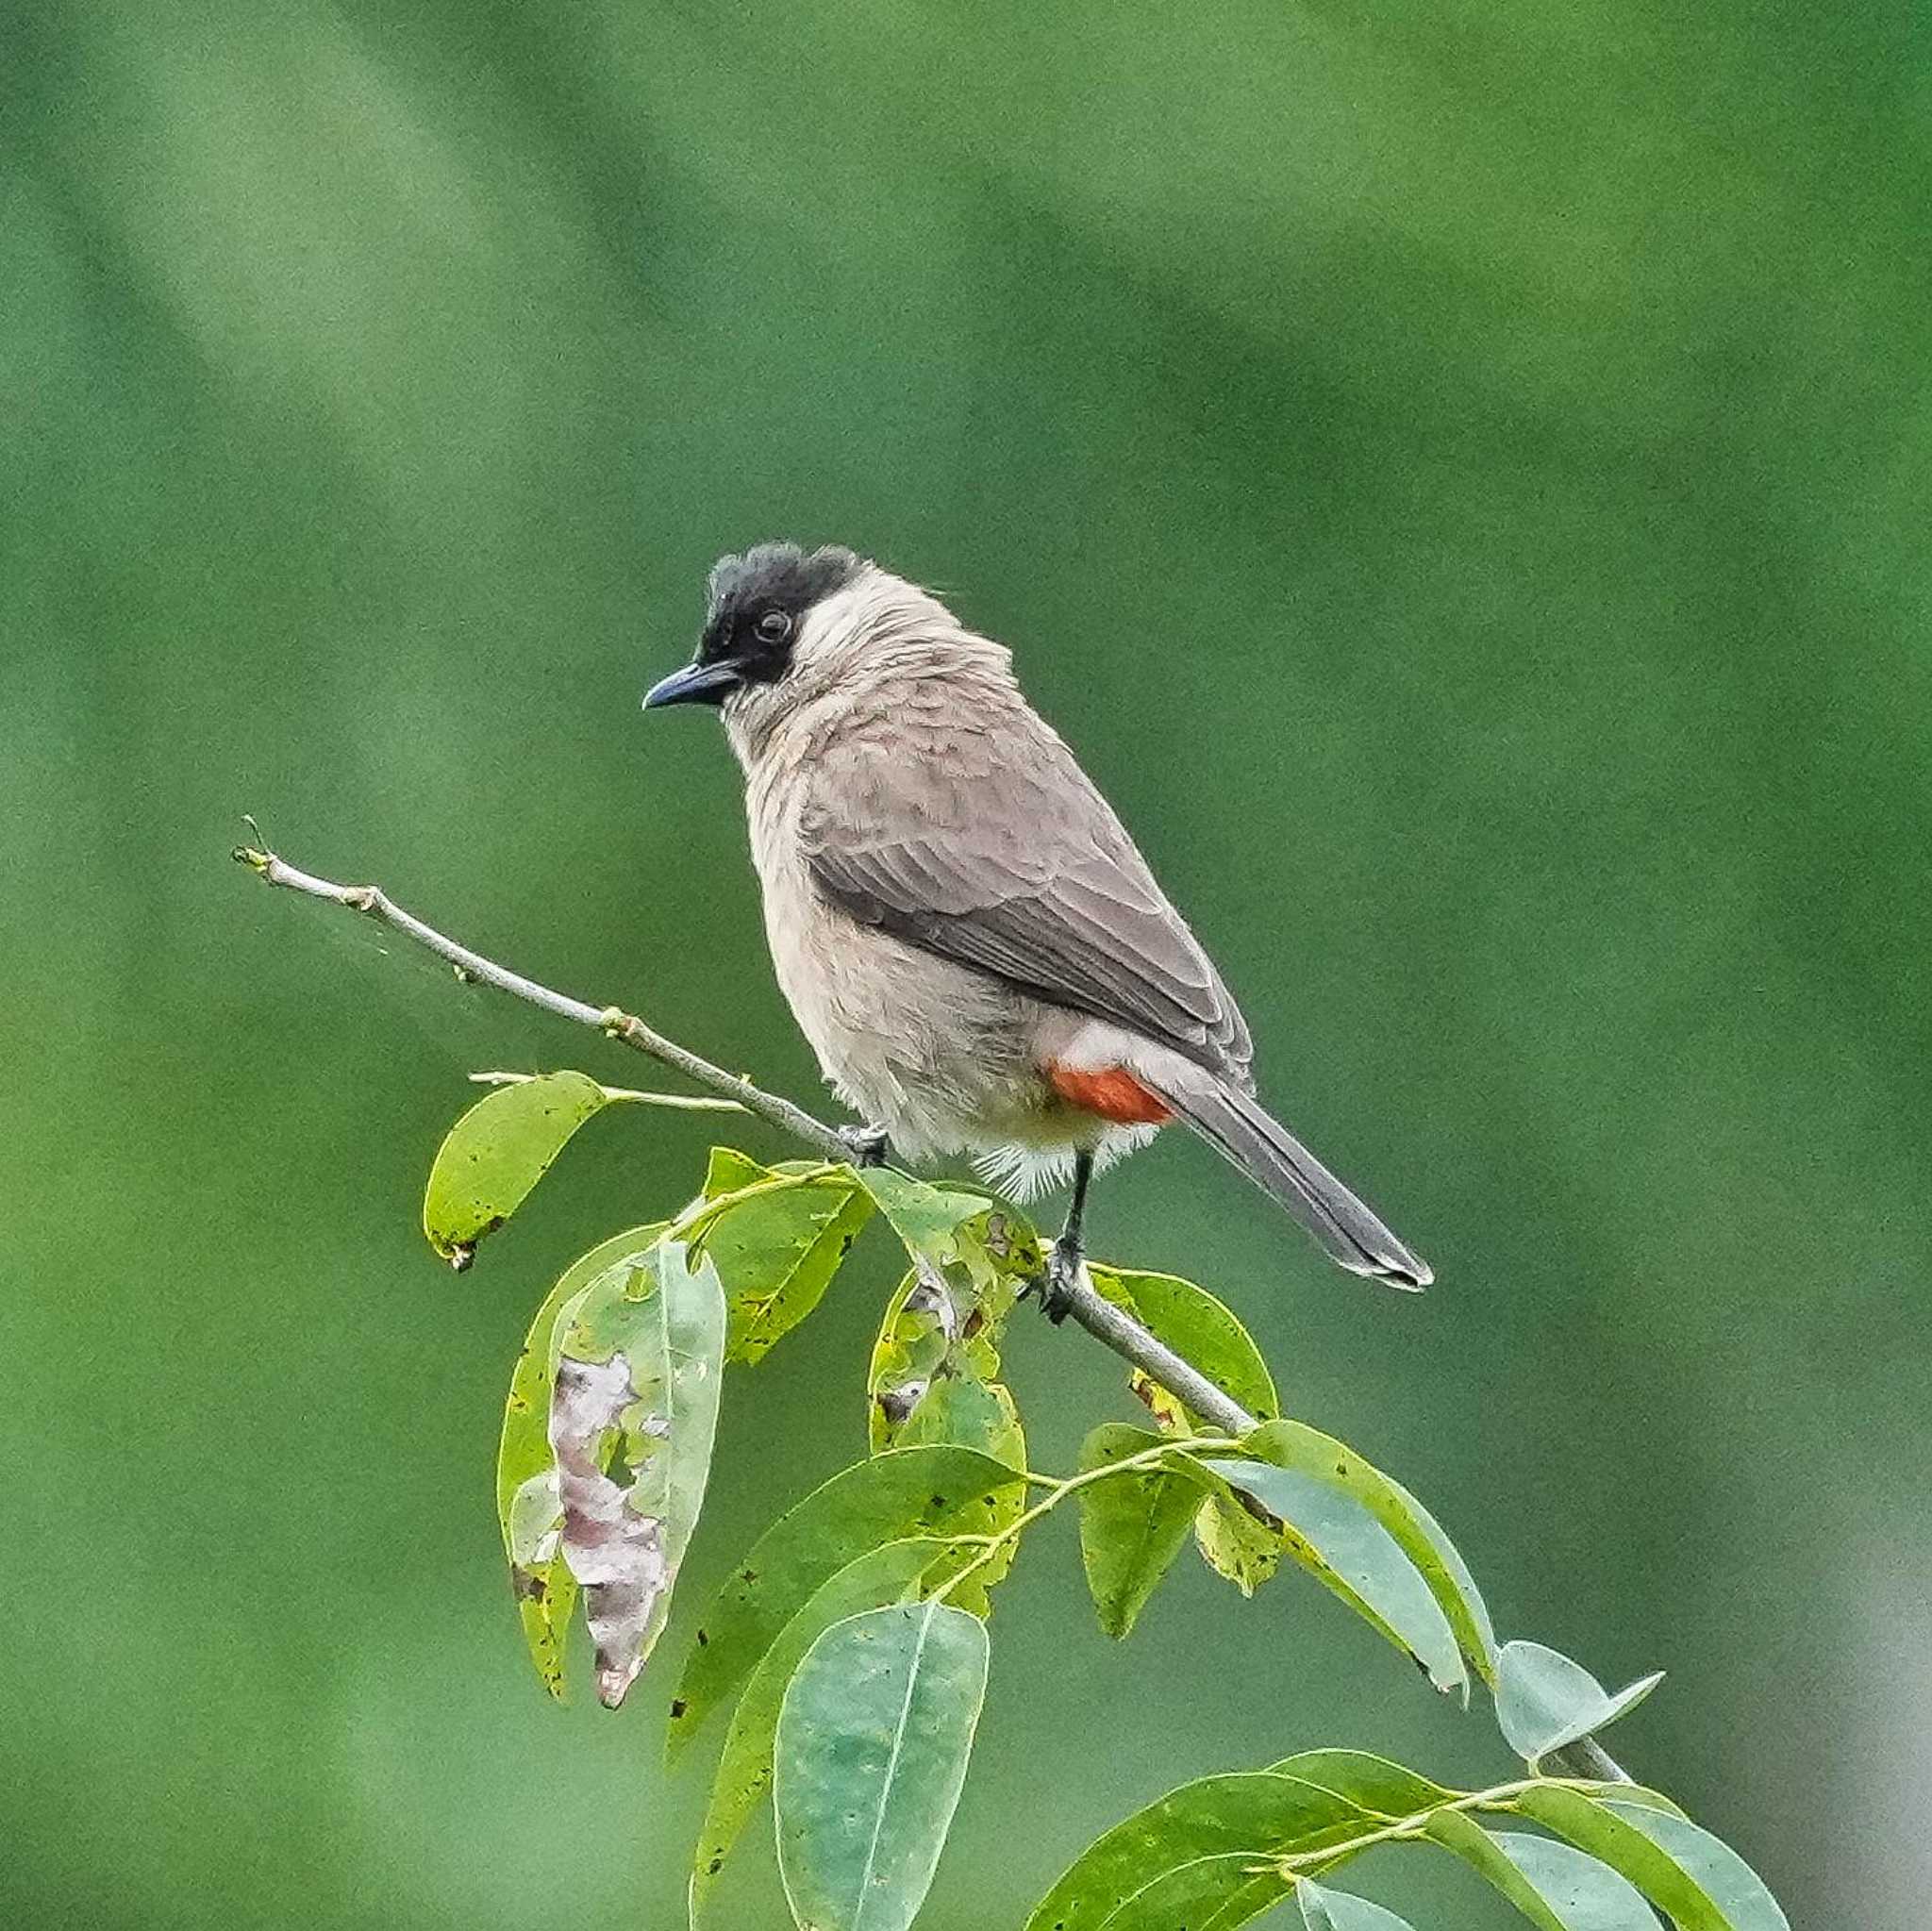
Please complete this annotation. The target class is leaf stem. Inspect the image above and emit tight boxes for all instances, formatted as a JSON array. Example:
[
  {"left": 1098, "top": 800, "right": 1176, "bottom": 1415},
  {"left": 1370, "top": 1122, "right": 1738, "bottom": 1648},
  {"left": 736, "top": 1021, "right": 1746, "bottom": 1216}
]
[
  {"left": 936, "top": 1436, "right": 1242, "bottom": 1606},
  {"left": 1269, "top": 1774, "right": 1604, "bottom": 1876},
  {"left": 469, "top": 1070, "right": 747, "bottom": 1112}
]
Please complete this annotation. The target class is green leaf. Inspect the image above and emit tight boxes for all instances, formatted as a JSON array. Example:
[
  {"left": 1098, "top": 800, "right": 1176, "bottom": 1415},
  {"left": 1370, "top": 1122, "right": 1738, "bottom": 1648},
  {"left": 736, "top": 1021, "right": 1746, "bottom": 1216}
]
[
  {"left": 1182, "top": 1751, "right": 1451, "bottom": 1931},
  {"left": 1023, "top": 1772, "right": 1369, "bottom": 1931},
  {"left": 549, "top": 1238, "right": 726, "bottom": 1706},
  {"left": 690, "top": 1537, "right": 972, "bottom": 1922},
  {"left": 496, "top": 1222, "right": 664, "bottom": 1699},
  {"left": 666, "top": 1444, "right": 1025, "bottom": 1761},
  {"left": 1297, "top": 1880, "right": 1418, "bottom": 1931},
  {"left": 1197, "top": 1457, "right": 1464, "bottom": 1693},
  {"left": 1232, "top": 1421, "right": 1498, "bottom": 1688},
  {"left": 774, "top": 1601, "right": 989, "bottom": 1931},
  {"left": 1269, "top": 1749, "right": 1452, "bottom": 1812},
  {"left": 423, "top": 1069, "right": 609, "bottom": 1263},
  {"left": 1090, "top": 1266, "right": 1279, "bottom": 1429},
  {"left": 1427, "top": 1811, "right": 1660, "bottom": 1931},
  {"left": 1076, "top": 1423, "right": 1207, "bottom": 1639},
  {"left": 1495, "top": 1640, "right": 1662, "bottom": 1765},
  {"left": 1514, "top": 1786, "right": 1733, "bottom": 1931},
  {"left": 1602, "top": 1804, "right": 1788, "bottom": 1931},
  {"left": 858, "top": 1167, "right": 1005, "bottom": 1258},
  {"left": 695, "top": 1149, "right": 875, "bottom": 1365}
]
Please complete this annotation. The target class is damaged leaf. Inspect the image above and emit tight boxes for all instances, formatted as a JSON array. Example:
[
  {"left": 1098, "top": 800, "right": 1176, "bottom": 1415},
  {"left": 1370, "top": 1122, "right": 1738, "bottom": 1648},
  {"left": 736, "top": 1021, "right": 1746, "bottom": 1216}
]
[
  {"left": 696, "top": 1149, "right": 875, "bottom": 1366},
  {"left": 690, "top": 1536, "right": 974, "bottom": 1920},
  {"left": 1090, "top": 1268, "right": 1280, "bottom": 1430},
  {"left": 497, "top": 1222, "right": 665, "bottom": 1699},
  {"left": 1075, "top": 1423, "right": 1208, "bottom": 1640},
  {"left": 1090, "top": 1269, "right": 1282, "bottom": 1601},
  {"left": 666, "top": 1444, "right": 1024, "bottom": 1762},
  {"left": 774, "top": 1601, "right": 990, "bottom": 1931},
  {"left": 550, "top": 1238, "right": 726, "bottom": 1707},
  {"left": 867, "top": 1254, "right": 1028, "bottom": 1614},
  {"left": 424, "top": 1070, "right": 609, "bottom": 1263}
]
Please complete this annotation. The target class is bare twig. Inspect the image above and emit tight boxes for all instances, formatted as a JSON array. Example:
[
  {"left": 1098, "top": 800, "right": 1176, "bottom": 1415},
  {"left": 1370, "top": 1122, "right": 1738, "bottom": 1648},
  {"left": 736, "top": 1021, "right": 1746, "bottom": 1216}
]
[{"left": 233, "top": 833, "right": 1626, "bottom": 1783}]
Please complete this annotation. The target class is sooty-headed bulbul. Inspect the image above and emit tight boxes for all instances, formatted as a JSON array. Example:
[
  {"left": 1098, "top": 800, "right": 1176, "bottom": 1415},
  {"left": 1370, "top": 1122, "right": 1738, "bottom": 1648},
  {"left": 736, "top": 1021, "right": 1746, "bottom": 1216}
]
[{"left": 644, "top": 542, "right": 1429, "bottom": 1314}]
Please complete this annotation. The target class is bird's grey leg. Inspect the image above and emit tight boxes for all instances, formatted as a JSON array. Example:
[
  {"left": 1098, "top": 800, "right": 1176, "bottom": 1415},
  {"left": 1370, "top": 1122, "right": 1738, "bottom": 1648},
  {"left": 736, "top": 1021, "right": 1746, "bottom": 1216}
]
[
  {"left": 1038, "top": 1150, "right": 1095, "bottom": 1324},
  {"left": 837, "top": 1123, "right": 892, "bottom": 1167}
]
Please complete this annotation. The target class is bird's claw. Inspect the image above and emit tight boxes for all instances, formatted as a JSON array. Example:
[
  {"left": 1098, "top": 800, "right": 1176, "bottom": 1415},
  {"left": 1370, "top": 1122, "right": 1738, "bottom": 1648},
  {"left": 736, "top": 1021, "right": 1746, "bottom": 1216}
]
[
  {"left": 838, "top": 1123, "right": 892, "bottom": 1168},
  {"left": 1032, "top": 1235, "right": 1086, "bottom": 1325}
]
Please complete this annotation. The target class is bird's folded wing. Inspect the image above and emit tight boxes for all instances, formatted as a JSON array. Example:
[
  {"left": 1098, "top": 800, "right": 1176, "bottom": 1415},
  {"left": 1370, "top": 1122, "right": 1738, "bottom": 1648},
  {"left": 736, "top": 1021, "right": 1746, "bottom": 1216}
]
[{"left": 801, "top": 723, "right": 1253, "bottom": 1078}]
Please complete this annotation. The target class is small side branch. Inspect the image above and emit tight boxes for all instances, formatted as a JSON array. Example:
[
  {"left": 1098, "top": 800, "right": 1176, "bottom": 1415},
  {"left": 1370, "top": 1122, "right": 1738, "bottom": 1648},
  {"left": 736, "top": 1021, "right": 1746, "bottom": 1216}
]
[{"left": 233, "top": 834, "right": 1624, "bottom": 1784}]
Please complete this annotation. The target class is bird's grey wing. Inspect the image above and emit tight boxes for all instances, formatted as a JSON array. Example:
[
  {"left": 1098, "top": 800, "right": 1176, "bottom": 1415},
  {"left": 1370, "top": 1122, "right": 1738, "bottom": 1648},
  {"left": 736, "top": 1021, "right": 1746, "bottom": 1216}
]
[{"left": 801, "top": 719, "right": 1253, "bottom": 1078}]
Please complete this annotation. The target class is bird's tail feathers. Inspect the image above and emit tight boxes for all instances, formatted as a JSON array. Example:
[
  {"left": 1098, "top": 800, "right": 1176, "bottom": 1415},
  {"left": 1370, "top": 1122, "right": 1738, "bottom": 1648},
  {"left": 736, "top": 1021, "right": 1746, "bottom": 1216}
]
[{"left": 1146, "top": 1075, "right": 1431, "bottom": 1290}]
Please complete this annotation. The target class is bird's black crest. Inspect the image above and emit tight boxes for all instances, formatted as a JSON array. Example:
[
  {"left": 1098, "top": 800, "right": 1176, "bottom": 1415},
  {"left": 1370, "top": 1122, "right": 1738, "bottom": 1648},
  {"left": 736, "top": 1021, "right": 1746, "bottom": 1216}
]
[{"left": 699, "top": 541, "right": 864, "bottom": 683}]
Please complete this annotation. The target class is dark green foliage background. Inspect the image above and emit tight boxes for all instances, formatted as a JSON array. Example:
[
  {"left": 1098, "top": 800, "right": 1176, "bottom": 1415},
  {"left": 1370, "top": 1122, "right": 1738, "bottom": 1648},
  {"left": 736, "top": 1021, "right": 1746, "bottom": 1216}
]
[{"left": 3, "top": 3, "right": 1925, "bottom": 1924}]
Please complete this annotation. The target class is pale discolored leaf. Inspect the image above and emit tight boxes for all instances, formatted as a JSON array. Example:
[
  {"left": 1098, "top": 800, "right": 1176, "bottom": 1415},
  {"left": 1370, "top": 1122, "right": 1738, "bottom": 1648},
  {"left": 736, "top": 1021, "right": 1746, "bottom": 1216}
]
[
  {"left": 1602, "top": 1803, "right": 1788, "bottom": 1931},
  {"left": 1197, "top": 1457, "right": 1464, "bottom": 1693},
  {"left": 550, "top": 1239, "right": 726, "bottom": 1707},
  {"left": 1514, "top": 1786, "right": 1732, "bottom": 1931},
  {"left": 1495, "top": 1640, "right": 1662, "bottom": 1766},
  {"left": 1023, "top": 1771, "right": 1370, "bottom": 1931},
  {"left": 1076, "top": 1423, "right": 1208, "bottom": 1639},
  {"left": 774, "top": 1601, "right": 988, "bottom": 1931},
  {"left": 1235, "top": 1420, "right": 1497, "bottom": 1689},
  {"left": 1452, "top": 1826, "right": 1663, "bottom": 1931},
  {"left": 694, "top": 1148, "right": 875, "bottom": 1365},
  {"left": 423, "top": 1069, "right": 608, "bottom": 1263},
  {"left": 1296, "top": 1880, "right": 1419, "bottom": 1931},
  {"left": 666, "top": 1444, "right": 1025, "bottom": 1762},
  {"left": 496, "top": 1222, "right": 664, "bottom": 1698},
  {"left": 690, "top": 1537, "right": 973, "bottom": 1922}
]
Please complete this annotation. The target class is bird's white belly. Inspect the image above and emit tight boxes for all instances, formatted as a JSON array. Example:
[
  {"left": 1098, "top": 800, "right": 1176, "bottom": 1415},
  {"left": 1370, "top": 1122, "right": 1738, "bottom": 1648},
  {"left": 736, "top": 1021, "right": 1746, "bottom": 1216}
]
[{"left": 743, "top": 759, "right": 1158, "bottom": 1198}]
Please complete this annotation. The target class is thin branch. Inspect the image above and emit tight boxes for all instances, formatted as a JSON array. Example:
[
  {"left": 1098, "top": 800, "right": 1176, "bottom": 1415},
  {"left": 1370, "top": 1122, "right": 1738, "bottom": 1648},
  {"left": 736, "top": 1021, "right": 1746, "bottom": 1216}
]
[{"left": 233, "top": 833, "right": 1626, "bottom": 1784}]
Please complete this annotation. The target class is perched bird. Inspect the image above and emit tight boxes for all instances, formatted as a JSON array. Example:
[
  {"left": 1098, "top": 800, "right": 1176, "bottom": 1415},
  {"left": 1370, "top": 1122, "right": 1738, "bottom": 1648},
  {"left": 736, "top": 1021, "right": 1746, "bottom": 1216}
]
[{"left": 644, "top": 542, "right": 1429, "bottom": 1310}]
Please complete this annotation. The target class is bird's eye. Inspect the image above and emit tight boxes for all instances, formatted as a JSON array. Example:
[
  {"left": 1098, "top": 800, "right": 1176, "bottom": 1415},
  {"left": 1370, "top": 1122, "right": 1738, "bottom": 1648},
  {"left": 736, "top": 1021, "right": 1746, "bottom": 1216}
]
[{"left": 754, "top": 609, "right": 792, "bottom": 646}]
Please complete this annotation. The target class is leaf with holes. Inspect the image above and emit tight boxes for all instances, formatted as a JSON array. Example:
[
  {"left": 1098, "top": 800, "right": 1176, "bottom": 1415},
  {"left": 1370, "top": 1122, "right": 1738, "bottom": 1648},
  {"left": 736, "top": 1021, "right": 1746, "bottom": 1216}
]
[
  {"left": 774, "top": 1601, "right": 989, "bottom": 1931},
  {"left": 549, "top": 1238, "right": 725, "bottom": 1706},
  {"left": 1194, "top": 1457, "right": 1463, "bottom": 1692},
  {"left": 693, "top": 1149, "right": 874, "bottom": 1365},
  {"left": 423, "top": 1069, "right": 610, "bottom": 1263},
  {"left": 1495, "top": 1641, "right": 1662, "bottom": 1766},
  {"left": 1076, "top": 1423, "right": 1208, "bottom": 1639},
  {"left": 691, "top": 1537, "right": 974, "bottom": 1922},
  {"left": 666, "top": 1444, "right": 1025, "bottom": 1763},
  {"left": 866, "top": 1246, "right": 1029, "bottom": 1615},
  {"left": 497, "top": 1222, "right": 664, "bottom": 1699}
]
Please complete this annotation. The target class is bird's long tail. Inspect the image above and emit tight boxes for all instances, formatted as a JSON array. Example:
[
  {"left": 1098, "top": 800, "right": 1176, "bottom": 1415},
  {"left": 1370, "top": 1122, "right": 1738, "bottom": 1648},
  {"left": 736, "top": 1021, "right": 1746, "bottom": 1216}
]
[{"left": 1145, "top": 1076, "right": 1432, "bottom": 1290}]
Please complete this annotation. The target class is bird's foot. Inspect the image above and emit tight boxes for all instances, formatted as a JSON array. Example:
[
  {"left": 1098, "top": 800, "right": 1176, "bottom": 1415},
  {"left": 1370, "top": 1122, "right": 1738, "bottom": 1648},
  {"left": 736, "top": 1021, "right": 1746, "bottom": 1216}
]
[
  {"left": 837, "top": 1123, "right": 892, "bottom": 1168},
  {"left": 1031, "top": 1233, "right": 1087, "bottom": 1325}
]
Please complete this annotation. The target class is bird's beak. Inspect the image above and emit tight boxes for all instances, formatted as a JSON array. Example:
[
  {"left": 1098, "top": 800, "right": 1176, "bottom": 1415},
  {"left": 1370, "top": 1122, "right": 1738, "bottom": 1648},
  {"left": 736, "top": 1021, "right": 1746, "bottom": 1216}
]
[{"left": 642, "top": 659, "right": 742, "bottom": 709}]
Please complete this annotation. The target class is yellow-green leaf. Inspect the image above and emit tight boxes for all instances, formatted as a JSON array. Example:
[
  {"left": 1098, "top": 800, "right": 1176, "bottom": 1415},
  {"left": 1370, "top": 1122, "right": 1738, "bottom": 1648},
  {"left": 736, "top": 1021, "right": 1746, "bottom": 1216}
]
[{"left": 423, "top": 1070, "right": 608, "bottom": 1263}]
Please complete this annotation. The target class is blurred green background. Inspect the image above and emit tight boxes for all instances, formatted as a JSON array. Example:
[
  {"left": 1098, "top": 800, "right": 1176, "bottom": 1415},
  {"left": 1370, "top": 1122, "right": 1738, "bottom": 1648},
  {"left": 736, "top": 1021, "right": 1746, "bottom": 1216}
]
[{"left": 4, "top": 2, "right": 1927, "bottom": 1924}]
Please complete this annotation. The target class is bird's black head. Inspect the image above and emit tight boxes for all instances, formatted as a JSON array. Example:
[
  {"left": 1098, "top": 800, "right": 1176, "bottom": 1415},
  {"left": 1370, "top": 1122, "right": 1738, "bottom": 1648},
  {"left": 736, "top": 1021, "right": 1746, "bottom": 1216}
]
[{"left": 643, "top": 541, "right": 864, "bottom": 710}]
